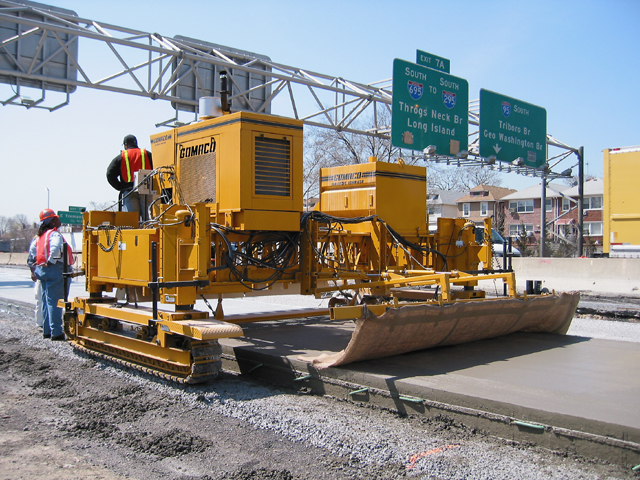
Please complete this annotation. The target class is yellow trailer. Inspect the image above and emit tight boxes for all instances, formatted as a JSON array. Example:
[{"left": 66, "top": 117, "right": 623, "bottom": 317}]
[{"left": 603, "top": 146, "right": 640, "bottom": 258}]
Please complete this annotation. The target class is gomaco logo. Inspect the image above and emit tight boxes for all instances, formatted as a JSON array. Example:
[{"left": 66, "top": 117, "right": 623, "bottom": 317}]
[
  {"left": 501, "top": 101, "right": 511, "bottom": 117},
  {"left": 408, "top": 80, "right": 423, "bottom": 100},
  {"left": 178, "top": 137, "right": 216, "bottom": 159},
  {"left": 331, "top": 172, "right": 362, "bottom": 182},
  {"left": 442, "top": 90, "right": 456, "bottom": 109}
]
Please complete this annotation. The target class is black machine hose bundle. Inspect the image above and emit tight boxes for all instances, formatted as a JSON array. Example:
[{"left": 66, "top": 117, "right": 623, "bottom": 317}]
[
  {"left": 208, "top": 224, "right": 300, "bottom": 290},
  {"left": 299, "top": 211, "right": 448, "bottom": 271},
  {"left": 205, "top": 212, "right": 449, "bottom": 291}
]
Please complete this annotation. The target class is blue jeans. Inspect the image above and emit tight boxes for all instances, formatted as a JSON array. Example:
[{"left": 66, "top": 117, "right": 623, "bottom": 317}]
[
  {"left": 34, "top": 262, "right": 64, "bottom": 337},
  {"left": 122, "top": 189, "right": 148, "bottom": 222}
]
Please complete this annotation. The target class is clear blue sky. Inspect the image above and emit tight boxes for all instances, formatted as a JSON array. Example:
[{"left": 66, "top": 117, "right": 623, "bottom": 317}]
[{"left": 1, "top": 0, "right": 638, "bottom": 220}]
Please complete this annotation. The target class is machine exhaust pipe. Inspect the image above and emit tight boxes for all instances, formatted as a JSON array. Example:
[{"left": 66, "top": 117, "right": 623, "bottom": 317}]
[{"left": 219, "top": 71, "right": 231, "bottom": 114}]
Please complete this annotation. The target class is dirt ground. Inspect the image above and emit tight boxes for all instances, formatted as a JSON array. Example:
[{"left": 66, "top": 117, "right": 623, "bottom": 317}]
[{"left": 0, "top": 317, "right": 409, "bottom": 480}]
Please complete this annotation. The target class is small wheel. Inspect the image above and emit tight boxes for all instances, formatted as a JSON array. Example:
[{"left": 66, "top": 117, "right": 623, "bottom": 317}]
[
  {"left": 136, "top": 326, "right": 150, "bottom": 340},
  {"left": 64, "top": 313, "right": 77, "bottom": 339}
]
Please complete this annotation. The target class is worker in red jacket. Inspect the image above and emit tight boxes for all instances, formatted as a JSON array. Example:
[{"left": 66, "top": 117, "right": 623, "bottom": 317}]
[
  {"left": 27, "top": 209, "right": 73, "bottom": 340},
  {"left": 106, "top": 134, "right": 153, "bottom": 221}
]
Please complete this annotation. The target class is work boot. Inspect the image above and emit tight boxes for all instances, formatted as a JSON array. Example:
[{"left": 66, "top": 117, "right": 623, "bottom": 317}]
[
  {"left": 43, "top": 333, "right": 51, "bottom": 339},
  {"left": 51, "top": 334, "right": 66, "bottom": 341}
]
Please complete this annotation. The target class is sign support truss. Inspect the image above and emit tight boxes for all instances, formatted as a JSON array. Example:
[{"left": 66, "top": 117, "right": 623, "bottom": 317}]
[
  {"left": 0, "top": 1, "right": 581, "bottom": 182},
  {"left": 0, "top": 0, "right": 393, "bottom": 136}
]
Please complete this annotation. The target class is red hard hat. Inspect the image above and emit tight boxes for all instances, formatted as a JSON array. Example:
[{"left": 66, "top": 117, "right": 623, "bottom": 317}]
[{"left": 39, "top": 208, "right": 58, "bottom": 222}]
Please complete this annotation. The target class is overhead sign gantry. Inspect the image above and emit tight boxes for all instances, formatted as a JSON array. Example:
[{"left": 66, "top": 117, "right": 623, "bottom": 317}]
[{"left": 1, "top": 3, "right": 588, "bottom": 254}]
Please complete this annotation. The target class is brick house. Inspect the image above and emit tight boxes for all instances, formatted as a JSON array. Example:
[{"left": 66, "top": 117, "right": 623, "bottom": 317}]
[
  {"left": 501, "top": 182, "right": 571, "bottom": 241},
  {"left": 557, "top": 178, "right": 604, "bottom": 255},
  {"left": 500, "top": 179, "right": 603, "bottom": 256},
  {"left": 455, "top": 185, "right": 516, "bottom": 231}
]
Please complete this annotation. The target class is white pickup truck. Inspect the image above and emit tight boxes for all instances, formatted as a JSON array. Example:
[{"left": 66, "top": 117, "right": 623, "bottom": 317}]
[{"left": 475, "top": 226, "right": 522, "bottom": 258}]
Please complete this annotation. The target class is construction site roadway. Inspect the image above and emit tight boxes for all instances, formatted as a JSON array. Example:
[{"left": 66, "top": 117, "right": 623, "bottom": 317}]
[{"left": 1, "top": 266, "right": 639, "bottom": 468}]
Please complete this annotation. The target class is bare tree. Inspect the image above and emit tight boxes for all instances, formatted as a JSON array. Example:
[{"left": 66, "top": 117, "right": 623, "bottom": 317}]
[
  {"left": 0, "top": 216, "right": 8, "bottom": 236},
  {"left": 461, "top": 166, "right": 503, "bottom": 189},
  {"left": 7, "top": 214, "right": 31, "bottom": 233},
  {"left": 303, "top": 108, "right": 403, "bottom": 199},
  {"left": 427, "top": 163, "right": 502, "bottom": 191},
  {"left": 427, "top": 163, "right": 464, "bottom": 190},
  {"left": 88, "top": 201, "right": 113, "bottom": 211},
  {"left": 303, "top": 107, "right": 503, "bottom": 199},
  {"left": 493, "top": 206, "right": 507, "bottom": 237},
  {"left": 3, "top": 214, "right": 37, "bottom": 252},
  {"left": 562, "top": 173, "right": 597, "bottom": 187}
]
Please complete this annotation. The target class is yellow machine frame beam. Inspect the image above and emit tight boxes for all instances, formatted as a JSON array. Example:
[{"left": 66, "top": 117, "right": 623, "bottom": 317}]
[
  {"left": 311, "top": 271, "right": 515, "bottom": 300},
  {"left": 331, "top": 293, "right": 522, "bottom": 321},
  {"left": 74, "top": 300, "right": 243, "bottom": 341}
]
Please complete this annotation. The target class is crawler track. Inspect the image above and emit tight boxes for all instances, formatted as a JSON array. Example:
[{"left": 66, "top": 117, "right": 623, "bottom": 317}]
[{"left": 70, "top": 338, "right": 222, "bottom": 384}]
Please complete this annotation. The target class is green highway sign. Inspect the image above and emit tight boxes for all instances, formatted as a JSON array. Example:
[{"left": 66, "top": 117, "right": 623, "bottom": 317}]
[
  {"left": 58, "top": 210, "right": 84, "bottom": 225},
  {"left": 479, "top": 89, "right": 547, "bottom": 168},
  {"left": 416, "top": 50, "right": 450, "bottom": 73},
  {"left": 68, "top": 206, "right": 86, "bottom": 212},
  {"left": 392, "top": 58, "right": 468, "bottom": 154}
]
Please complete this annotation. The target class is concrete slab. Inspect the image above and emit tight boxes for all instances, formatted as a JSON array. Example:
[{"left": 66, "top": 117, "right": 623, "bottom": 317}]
[{"left": 222, "top": 318, "right": 640, "bottom": 439}]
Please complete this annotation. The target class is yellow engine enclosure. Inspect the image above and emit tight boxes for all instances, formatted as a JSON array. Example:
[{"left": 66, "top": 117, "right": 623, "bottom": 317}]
[
  {"left": 318, "top": 159, "right": 428, "bottom": 237},
  {"left": 151, "top": 111, "right": 304, "bottom": 231}
]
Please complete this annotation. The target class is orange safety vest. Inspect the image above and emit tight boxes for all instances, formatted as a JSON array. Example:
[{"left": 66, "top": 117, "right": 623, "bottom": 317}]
[
  {"left": 120, "top": 148, "right": 149, "bottom": 183},
  {"left": 36, "top": 229, "right": 73, "bottom": 266}
]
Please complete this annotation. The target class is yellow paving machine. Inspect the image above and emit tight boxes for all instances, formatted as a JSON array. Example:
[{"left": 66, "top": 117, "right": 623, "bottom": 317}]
[{"left": 61, "top": 111, "right": 579, "bottom": 383}]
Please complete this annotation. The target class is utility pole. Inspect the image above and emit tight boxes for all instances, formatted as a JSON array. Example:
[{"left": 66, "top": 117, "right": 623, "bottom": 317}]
[
  {"left": 577, "top": 146, "right": 585, "bottom": 257},
  {"left": 540, "top": 177, "right": 546, "bottom": 257}
]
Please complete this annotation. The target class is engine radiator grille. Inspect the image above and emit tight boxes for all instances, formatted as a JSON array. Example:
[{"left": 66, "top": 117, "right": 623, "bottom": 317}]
[
  {"left": 179, "top": 150, "right": 216, "bottom": 205},
  {"left": 254, "top": 136, "right": 291, "bottom": 197}
]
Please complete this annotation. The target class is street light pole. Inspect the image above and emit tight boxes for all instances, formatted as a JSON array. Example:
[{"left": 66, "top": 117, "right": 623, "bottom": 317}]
[
  {"left": 46, "top": 187, "right": 50, "bottom": 209},
  {"left": 540, "top": 176, "right": 547, "bottom": 257},
  {"left": 577, "top": 146, "right": 584, "bottom": 257}
]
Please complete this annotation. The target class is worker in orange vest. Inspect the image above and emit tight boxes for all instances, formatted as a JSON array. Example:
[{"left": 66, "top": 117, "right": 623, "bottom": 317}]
[
  {"left": 106, "top": 134, "right": 153, "bottom": 221},
  {"left": 27, "top": 209, "right": 73, "bottom": 340}
]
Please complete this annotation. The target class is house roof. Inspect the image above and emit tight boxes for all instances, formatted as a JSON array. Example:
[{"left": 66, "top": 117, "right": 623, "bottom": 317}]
[
  {"left": 562, "top": 178, "right": 604, "bottom": 197},
  {"left": 455, "top": 185, "right": 516, "bottom": 203},
  {"left": 501, "top": 182, "right": 572, "bottom": 201},
  {"left": 427, "top": 189, "right": 466, "bottom": 205}
]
